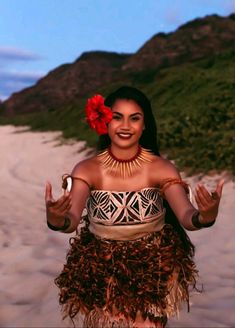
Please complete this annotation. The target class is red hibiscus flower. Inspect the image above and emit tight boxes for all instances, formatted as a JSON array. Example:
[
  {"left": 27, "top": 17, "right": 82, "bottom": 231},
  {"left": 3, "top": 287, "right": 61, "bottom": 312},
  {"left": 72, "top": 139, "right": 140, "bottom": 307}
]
[{"left": 85, "top": 94, "right": 112, "bottom": 135}]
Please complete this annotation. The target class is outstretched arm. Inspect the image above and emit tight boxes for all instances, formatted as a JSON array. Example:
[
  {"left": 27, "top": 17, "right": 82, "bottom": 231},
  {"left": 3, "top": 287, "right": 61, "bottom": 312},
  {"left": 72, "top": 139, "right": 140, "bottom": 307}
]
[
  {"left": 62, "top": 175, "right": 90, "bottom": 233},
  {"left": 45, "top": 181, "right": 72, "bottom": 231},
  {"left": 159, "top": 162, "right": 224, "bottom": 230},
  {"left": 45, "top": 161, "right": 91, "bottom": 234},
  {"left": 193, "top": 180, "right": 224, "bottom": 228}
]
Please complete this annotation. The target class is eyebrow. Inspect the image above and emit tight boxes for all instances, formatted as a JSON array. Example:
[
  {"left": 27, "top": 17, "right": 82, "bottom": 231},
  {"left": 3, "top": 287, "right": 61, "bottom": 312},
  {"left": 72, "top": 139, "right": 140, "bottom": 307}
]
[{"left": 112, "top": 111, "right": 143, "bottom": 117}]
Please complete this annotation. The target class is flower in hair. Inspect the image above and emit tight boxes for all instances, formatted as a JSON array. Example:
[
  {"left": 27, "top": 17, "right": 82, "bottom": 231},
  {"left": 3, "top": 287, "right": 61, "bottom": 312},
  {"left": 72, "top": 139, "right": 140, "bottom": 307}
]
[{"left": 85, "top": 94, "right": 113, "bottom": 135}]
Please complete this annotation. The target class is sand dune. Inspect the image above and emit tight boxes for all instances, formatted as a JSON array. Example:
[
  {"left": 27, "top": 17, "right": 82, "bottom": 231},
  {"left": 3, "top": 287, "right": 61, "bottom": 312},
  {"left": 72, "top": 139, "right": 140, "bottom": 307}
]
[{"left": 0, "top": 125, "right": 234, "bottom": 327}]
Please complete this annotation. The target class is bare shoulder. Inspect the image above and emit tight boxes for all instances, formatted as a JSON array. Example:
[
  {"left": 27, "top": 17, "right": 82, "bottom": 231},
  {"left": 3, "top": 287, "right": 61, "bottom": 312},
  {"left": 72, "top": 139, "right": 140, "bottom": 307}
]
[
  {"left": 71, "top": 155, "right": 100, "bottom": 186},
  {"left": 150, "top": 155, "right": 182, "bottom": 183}
]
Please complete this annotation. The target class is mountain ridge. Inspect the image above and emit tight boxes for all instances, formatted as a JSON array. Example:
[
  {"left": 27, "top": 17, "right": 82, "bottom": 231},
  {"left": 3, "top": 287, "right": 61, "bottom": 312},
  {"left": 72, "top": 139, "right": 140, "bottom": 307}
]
[{"left": 1, "top": 13, "right": 235, "bottom": 115}]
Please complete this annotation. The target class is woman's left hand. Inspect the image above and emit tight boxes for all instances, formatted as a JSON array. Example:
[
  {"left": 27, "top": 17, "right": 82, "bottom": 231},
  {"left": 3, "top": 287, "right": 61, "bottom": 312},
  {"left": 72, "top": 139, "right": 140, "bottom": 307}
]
[{"left": 194, "top": 179, "right": 224, "bottom": 224}]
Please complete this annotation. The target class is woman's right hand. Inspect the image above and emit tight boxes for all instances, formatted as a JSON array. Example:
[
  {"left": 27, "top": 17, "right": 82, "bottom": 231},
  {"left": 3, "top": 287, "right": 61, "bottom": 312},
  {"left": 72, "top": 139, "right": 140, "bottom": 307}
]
[{"left": 45, "top": 181, "right": 72, "bottom": 227}]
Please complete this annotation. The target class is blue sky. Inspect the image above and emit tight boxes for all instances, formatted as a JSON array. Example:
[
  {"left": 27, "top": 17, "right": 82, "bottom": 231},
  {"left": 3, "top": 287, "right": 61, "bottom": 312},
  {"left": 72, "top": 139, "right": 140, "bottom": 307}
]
[{"left": 1, "top": 0, "right": 235, "bottom": 100}]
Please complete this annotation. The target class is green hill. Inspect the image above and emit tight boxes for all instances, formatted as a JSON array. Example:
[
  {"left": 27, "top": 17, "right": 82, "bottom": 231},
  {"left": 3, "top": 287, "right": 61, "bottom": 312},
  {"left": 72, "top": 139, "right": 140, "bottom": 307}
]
[{"left": 1, "top": 50, "right": 234, "bottom": 174}]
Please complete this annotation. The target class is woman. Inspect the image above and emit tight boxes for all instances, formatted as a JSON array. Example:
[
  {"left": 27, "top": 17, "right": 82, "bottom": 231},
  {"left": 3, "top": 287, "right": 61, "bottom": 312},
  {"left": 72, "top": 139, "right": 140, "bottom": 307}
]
[{"left": 45, "top": 86, "right": 223, "bottom": 328}]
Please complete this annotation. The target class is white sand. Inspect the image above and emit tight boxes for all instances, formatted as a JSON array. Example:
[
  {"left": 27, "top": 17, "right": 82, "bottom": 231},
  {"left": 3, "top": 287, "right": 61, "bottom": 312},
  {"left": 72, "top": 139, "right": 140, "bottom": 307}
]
[{"left": 0, "top": 125, "right": 234, "bottom": 328}]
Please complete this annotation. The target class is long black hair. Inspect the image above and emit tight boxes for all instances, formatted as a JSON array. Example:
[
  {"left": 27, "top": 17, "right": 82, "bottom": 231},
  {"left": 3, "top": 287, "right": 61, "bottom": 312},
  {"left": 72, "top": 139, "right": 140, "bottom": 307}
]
[{"left": 97, "top": 86, "right": 195, "bottom": 257}]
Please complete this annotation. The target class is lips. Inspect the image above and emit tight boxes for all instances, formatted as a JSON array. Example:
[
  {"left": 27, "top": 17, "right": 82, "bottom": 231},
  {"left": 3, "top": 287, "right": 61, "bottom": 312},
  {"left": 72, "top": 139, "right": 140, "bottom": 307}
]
[{"left": 117, "top": 133, "right": 133, "bottom": 139}]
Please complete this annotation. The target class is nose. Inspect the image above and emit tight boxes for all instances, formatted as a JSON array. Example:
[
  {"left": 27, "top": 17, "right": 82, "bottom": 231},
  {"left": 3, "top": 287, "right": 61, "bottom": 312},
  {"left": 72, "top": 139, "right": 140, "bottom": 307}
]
[{"left": 120, "top": 118, "right": 131, "bottom": 130}]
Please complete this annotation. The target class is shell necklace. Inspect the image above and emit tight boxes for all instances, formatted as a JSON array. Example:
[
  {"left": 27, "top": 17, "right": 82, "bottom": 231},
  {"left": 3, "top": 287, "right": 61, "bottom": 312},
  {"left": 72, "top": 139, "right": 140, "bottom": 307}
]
[{"left": 97, "top": 145, "right": 153, "bottom": 179}]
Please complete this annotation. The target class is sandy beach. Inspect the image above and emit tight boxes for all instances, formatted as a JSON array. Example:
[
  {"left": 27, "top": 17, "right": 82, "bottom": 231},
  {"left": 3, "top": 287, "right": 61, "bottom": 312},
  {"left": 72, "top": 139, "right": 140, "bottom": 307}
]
[{"left": 0, "top": 125, "right": 234, "bottom": 328}]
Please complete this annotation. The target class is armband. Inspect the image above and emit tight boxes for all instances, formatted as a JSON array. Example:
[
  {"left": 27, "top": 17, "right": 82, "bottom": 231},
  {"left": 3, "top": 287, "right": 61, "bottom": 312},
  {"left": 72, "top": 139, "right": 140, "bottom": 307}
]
[
  {"left": 160, "top": 178, "right": 189, "bottom": 196},
  {"left": 47, "top": 217, "right": 71, "bottom": 231},
  {"left": 191, "top": 211, "right": 215, "bottom": 229},
  {"left": 62, "top": 174, "right": 91, "bottom": 192}
]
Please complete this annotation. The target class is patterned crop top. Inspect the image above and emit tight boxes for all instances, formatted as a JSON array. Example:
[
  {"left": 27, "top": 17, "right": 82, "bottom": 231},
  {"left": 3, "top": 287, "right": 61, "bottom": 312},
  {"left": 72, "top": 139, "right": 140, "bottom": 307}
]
[
  {"left": 86, "top": 187, "right": 165, "bottom": 226},
  {"left": 62, "top": 175, "right": 189, "bottom": 240}
]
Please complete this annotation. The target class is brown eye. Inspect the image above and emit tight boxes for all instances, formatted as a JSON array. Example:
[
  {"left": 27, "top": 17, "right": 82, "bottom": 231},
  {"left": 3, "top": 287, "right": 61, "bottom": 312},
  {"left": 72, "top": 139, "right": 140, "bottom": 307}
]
[
  {"left": 113, "top": 116, "right": 121, "bottom": 120},
  {"left": 131, "top": 117, "right": 140, "bottom": 121}
]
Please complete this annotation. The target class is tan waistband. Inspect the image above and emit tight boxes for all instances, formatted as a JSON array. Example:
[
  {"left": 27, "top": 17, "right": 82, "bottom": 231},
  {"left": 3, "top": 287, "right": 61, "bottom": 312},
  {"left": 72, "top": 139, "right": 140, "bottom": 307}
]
[{"left": 88, "top": 211, "right": 165, "bottom": 241}]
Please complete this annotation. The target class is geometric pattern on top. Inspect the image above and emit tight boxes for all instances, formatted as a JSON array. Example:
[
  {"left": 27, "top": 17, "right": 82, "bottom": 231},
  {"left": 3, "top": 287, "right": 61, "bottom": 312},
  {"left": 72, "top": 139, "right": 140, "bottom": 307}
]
[{"left": 86, "top": 187, "right": 164, "bottom": 225}]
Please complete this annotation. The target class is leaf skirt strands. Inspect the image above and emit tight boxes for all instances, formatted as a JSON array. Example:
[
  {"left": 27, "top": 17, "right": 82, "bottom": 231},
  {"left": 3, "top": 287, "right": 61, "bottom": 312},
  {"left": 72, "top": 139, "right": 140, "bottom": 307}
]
[{"left": 55, "top": 222, "right": 198, "bottom": 328}]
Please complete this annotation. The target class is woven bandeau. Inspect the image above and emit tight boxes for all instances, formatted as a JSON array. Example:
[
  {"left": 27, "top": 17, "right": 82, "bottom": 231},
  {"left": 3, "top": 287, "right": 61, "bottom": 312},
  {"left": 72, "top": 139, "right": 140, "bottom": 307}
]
[{"left": 88, "top": 210, "right": 166, "bottom": 241}]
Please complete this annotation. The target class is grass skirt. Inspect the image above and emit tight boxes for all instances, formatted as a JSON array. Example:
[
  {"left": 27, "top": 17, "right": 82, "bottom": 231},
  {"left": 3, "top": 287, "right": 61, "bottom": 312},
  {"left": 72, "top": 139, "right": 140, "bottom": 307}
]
[{"left": 55, "top": 223, "right": 198, "bottom": 327}]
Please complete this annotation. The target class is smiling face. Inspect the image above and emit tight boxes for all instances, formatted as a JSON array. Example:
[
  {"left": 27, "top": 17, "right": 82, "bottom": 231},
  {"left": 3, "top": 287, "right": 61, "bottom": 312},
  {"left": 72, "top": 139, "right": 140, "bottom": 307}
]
[{"left": 107, "top": 99, "right": 145, "bottom": 149}]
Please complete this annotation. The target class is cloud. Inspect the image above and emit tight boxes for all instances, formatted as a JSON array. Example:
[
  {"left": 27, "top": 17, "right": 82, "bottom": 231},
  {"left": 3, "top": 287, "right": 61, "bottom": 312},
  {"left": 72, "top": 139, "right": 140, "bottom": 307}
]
[
  {"left": 0, "top": 46, "right": 44, "bottom": 100},
  {"left": 0, "top": 46, "right": 42, "bottom": 62},
  {"left": 0, "top": 70, "right": 45, "bottom": 101},
  {"left": 1, "top": 70, "right": 44, "bottom": 83}
]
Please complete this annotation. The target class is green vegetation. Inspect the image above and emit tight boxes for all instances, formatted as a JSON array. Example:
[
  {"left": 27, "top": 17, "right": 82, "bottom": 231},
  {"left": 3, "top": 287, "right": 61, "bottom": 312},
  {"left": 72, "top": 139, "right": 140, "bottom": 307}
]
[
  {"left": 143, "top": 51, "right": 235, "bottom": 174},
  {"left": 1, "top": 50, "right": 235, "bottom": 174}
]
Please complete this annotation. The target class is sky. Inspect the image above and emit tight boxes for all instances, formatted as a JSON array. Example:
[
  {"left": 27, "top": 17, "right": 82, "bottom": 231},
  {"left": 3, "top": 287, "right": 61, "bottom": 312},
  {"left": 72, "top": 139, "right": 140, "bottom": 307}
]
[{"left": 1, "top": 0, "right": 235, "bottom": 100}]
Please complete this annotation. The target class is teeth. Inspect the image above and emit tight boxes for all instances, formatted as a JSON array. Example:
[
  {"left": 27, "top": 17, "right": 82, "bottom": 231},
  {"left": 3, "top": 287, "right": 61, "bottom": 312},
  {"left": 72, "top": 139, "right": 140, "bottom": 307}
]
[{"left": 118, "top": 133, "right": 131, "bottom": 136}]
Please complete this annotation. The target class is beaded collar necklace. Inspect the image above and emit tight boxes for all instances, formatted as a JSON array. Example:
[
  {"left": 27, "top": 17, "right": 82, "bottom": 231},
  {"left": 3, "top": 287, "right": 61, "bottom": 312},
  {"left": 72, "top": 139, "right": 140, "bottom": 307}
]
[{"left": 97, "top": 145, "right": 153, "bottom": 179}]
